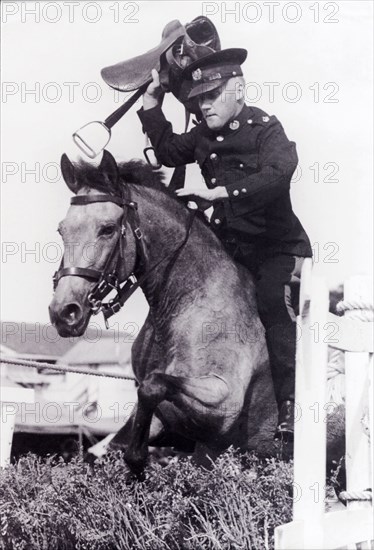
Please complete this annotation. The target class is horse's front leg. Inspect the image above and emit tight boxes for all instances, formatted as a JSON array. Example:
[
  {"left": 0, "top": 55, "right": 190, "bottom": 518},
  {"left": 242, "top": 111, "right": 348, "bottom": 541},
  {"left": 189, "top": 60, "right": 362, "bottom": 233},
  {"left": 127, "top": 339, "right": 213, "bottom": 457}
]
[
  {"left": 124, "top": 372, "right": 168, "bottom": 476},
  {"left": 124, "top": 370, "right": 231, "bottom": 476}
]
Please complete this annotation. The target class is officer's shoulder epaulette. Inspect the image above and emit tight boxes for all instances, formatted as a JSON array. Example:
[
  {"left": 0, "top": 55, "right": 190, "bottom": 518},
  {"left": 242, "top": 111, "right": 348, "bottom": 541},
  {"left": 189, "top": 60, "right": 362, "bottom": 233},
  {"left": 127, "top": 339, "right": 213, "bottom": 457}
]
[{"left": 247, "top": 106, "right": 277, "bottom": 126}]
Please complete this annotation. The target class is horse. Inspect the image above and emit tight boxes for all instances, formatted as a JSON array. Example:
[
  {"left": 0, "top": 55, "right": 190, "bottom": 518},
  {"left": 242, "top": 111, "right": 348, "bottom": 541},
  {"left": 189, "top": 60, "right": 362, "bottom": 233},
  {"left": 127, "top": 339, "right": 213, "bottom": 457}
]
[{"left": 49, "top": 151, "right": 342, "bottom": 475}]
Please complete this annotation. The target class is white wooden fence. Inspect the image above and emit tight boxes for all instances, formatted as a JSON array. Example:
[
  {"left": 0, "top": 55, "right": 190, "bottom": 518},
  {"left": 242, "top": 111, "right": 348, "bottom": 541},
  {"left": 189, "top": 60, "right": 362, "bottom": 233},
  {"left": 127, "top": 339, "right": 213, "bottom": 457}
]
[{"left": 275, "top": 258, "right": 373, "bottom": 549}]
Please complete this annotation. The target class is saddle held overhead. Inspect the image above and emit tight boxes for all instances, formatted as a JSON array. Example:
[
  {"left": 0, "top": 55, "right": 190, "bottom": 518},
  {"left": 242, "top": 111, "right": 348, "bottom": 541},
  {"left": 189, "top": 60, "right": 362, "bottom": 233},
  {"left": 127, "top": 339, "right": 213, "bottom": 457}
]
[
  {"left": 101, "top": 16, "right": 221, "bottom": 111},
  {"left": 72, "top": 17, "right": 221, "bottom": 160}
]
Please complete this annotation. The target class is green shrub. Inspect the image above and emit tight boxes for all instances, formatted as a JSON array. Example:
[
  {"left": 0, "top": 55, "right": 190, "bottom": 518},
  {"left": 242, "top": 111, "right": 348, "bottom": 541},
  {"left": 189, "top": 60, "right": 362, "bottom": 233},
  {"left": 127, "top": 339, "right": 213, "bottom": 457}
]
[{"left": 0, "top": 449, "right": 294, "bottom": 550}]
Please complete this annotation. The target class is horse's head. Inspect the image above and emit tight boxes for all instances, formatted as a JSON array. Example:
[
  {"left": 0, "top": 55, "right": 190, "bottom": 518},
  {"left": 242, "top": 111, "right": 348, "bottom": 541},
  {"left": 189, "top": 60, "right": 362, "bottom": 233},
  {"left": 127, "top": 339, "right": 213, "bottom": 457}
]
[{"left": 49, "top": 151, "right": 137, "bottom": 336}]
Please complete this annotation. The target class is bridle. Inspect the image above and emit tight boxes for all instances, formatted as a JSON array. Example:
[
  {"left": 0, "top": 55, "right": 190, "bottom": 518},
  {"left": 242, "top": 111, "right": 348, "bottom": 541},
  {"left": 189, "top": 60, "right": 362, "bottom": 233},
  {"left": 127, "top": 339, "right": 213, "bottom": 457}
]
[{"left": 53, "top": 190, "right": 196, "bottom": 327}]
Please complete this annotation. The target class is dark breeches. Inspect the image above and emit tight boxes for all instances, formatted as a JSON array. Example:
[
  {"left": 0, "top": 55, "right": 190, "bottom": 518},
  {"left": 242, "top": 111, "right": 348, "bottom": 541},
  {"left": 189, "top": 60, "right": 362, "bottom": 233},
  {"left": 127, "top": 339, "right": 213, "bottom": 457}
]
[
  {"left": 255, "top": 253, "right": 305, "bottom": 405},
  {"left": 223, "top": 241, "right": 306, "bottom": 406},
  {"left": 255, "top": 253, "right": 304, "bottom": 327}
]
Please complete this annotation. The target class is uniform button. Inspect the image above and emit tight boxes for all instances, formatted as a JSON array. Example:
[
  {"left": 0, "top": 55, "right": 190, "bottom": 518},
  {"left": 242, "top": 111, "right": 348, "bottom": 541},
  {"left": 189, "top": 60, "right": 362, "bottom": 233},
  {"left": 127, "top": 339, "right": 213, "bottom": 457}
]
[
  {"left": 247, "top": 119, "right": 253, "bottom": 124},
  {"left": 241, "top": 188, "right": 247, "bottom": 193},
  {"left": 210, "top": 153, "right": 217, "bottom": 160},
  {"left": 214, "top": 218, "right": 221, "bottom": 225},
  {"left": 233, "top": 190, "right": 239, "bottom": 197},
  {"left": 232, "top": 71, "right": 237, "bottom": 76},
  {"left": 211, "top": 178, "right": 217, "bottom": 184},
  {"left": 216, "top": 135, "right": 224, "bottom": 142},
  {"left": 262, "top": 116, "right": 270, "bottom": 122},
  {"left": 229, "top": 120, "right": 240, "bottom": 130},
  {"left": 239, "top": 163, "right": 244, "bottom": 168}
]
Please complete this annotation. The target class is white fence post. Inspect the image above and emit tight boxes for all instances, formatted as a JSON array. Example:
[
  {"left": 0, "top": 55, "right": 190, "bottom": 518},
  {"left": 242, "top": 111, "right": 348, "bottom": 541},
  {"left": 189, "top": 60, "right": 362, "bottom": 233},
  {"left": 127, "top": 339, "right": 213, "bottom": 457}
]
[
  {"left": 292, "top": 259, "right": 329, "bottom": 548},
  {"left": 344, "top": 276, "right": 373, "bottom": 511},
  {"left": 274, "top": 263, "right": 373, "bottom": 549}
]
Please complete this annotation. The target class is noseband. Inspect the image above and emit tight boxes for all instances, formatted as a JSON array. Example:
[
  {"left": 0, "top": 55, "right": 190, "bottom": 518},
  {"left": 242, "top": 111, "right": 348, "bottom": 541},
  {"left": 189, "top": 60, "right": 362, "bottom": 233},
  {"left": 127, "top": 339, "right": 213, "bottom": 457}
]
[{"left": 53, "top": 192, "right": 196, "bottom": 327}]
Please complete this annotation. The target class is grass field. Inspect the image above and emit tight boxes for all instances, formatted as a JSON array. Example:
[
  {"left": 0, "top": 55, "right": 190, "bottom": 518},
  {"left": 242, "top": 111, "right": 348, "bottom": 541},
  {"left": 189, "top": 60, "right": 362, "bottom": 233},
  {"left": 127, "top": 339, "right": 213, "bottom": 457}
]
[{"left": 0, "top": 448, "right": 298, "bottom": 550}]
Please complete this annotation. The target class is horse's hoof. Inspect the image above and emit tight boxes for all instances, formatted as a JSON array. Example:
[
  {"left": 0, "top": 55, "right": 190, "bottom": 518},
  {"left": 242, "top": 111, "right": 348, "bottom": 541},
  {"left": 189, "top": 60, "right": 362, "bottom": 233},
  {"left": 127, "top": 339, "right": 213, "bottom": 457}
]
[
  {"left": 124, "top": 450, "right": 147, "bottom": 481},
  {"left": 134, "top": 469, "right": 146, "bottom": 482},
  {"left": 126, "top": 463, "right": 146, "bottom": 482}
]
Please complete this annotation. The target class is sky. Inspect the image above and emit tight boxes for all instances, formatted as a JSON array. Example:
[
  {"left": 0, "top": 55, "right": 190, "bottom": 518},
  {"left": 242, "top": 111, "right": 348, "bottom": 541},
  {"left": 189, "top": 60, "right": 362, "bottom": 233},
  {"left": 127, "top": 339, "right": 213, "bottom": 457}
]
[{"left": 1, "top": 1, "right": 373, "bottom": 334}]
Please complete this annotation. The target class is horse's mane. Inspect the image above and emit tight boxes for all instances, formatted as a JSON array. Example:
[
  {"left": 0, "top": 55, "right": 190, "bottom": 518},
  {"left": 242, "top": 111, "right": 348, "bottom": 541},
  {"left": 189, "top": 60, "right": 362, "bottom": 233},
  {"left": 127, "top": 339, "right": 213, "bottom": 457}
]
[
  {"left": 73, "top": 157, "right": 211, "bottom": 228},
  {"left": 118, "top": 160, "right": 167, "bottom": 191},
  {"left": 75, "top": 158, "right": 169, "bottom": 195}
]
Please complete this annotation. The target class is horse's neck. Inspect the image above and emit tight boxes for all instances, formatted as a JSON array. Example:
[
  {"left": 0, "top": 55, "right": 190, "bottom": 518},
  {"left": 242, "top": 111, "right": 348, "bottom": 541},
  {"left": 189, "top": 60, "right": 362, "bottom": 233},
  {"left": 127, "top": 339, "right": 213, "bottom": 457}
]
[{"left": 129, "top": 185, "right": 225, "bottom": 307}]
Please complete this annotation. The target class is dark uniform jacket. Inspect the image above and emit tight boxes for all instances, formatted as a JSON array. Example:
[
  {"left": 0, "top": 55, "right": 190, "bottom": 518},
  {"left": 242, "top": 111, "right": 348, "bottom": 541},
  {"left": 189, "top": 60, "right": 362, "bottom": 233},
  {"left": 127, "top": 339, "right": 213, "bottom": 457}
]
[{"left": 138, "top": 103, "right": 312, "bottom": 259}]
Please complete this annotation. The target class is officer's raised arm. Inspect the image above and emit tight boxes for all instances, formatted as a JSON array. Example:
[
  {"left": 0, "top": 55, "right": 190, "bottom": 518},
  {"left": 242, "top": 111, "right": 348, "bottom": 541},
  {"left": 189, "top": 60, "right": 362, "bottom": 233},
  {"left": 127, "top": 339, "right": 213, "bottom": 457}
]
[{"left": 137, "top": 69, "right": 197, "bottom": 167}]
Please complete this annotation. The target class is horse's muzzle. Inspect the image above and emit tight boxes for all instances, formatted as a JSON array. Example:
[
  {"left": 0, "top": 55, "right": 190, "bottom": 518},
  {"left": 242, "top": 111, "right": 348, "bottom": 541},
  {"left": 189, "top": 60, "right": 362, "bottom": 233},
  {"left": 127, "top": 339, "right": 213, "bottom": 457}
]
[{"left": 49, "top": 300, "right": 88, "bottom": 337}]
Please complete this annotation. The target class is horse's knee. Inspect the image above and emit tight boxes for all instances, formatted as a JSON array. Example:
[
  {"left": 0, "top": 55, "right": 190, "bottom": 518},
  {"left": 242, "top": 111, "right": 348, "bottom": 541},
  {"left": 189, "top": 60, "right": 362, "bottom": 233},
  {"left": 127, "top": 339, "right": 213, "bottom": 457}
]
[
  {"left": 165, "top": 373, "right": 230, "bottom": 407},
  {"left": 138, "top": 373, "right": 167, "bottom": 408}
]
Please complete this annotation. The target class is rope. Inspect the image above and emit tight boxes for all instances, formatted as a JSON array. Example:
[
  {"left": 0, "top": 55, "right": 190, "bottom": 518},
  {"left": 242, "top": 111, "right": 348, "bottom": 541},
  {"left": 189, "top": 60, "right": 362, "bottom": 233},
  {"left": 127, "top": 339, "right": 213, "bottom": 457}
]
[
  {"left": 0, "top": 357, "right": 136, "bottom": 382},
  {"left": 336, "top": 300, "right": 374, "bottom": 322},
  {"left": 339, "top": 490, "right": 372, "bottom": 503}
]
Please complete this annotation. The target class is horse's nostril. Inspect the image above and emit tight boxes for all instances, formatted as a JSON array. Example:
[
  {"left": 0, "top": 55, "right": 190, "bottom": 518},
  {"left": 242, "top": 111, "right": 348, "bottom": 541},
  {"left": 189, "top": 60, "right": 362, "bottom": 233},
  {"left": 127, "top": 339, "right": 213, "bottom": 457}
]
[{"left": 60, "top": 303, "right": 82, "bottom": 325}]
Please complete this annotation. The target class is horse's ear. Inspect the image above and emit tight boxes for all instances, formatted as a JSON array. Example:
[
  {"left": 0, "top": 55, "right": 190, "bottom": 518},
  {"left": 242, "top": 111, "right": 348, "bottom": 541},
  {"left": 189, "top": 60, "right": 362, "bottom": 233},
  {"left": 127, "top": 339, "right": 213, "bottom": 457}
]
[
  {"left": 60, "top": 153, "right": 78, "bottom": 193},
  {"left": 99, "top": 150, "right": 119, "bottom": 191}
]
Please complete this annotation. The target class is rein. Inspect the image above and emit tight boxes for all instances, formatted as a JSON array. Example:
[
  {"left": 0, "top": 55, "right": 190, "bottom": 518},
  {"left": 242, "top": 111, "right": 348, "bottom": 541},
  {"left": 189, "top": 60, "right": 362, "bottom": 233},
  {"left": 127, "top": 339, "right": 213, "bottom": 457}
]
[{"left": 53, "top": 192, "right": 196, "bottom": 327}]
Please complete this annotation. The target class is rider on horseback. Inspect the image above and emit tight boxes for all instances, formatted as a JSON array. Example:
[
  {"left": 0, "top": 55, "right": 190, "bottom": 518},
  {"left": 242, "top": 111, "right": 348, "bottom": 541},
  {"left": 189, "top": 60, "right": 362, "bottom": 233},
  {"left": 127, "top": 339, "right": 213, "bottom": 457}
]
[{"left": 137, "top": 48, "right": 313, "bottom": 439}]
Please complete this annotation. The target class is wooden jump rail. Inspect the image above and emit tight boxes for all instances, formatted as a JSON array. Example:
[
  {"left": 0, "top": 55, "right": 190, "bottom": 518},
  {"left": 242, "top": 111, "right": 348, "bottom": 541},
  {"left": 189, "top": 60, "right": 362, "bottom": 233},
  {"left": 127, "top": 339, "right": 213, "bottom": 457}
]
[{"left": 275, "top": 258, "right": 373, "bottom": 550}]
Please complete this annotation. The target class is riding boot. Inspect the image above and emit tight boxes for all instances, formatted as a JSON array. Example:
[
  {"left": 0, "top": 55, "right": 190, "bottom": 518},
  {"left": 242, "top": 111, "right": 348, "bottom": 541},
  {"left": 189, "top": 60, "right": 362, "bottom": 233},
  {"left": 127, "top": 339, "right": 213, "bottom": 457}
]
[{"left": 265, "top": 323, "right": 297, "bottom": 438}]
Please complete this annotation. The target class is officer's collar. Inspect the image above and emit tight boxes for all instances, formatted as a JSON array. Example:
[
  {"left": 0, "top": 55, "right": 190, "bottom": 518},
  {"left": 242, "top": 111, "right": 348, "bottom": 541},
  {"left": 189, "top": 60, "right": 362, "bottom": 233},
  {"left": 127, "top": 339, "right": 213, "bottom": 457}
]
[{"left": 201, "top": 104, "right": 252, "bottom": 137}]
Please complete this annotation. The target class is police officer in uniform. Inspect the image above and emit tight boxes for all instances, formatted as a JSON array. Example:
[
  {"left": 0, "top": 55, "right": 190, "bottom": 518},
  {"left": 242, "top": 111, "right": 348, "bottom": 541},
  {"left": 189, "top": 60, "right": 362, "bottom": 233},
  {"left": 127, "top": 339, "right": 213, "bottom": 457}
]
[{"left": 137, "top": 48, "right": 312, "bottom": 438}]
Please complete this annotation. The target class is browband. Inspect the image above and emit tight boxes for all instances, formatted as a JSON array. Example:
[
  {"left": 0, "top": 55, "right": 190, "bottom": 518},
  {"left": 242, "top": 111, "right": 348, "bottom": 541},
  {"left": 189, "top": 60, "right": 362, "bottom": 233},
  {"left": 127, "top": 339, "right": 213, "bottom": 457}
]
[{"left": 71, "top": 195, "right": 133, "bottom": 208}]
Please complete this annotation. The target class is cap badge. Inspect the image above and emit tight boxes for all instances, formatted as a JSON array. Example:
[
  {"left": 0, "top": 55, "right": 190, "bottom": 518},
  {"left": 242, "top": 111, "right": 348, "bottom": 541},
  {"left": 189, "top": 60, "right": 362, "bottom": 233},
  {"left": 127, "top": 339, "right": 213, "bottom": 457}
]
[
  {"left": 229, "top": 120, "right": 240, "bottom": 130},
  {"left": 208, "top": 72, "right": 221, "bottom": 81},
  {"left": 192, "top": 68, "right": 202, "bottom": 81}
]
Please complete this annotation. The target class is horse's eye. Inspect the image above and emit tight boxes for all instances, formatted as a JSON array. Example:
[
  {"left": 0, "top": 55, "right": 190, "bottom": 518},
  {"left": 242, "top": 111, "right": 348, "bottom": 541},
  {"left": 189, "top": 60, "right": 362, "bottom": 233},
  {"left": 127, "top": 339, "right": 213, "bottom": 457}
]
[{"left": 99, "top": 225, "right": 116, "bottom": 237}]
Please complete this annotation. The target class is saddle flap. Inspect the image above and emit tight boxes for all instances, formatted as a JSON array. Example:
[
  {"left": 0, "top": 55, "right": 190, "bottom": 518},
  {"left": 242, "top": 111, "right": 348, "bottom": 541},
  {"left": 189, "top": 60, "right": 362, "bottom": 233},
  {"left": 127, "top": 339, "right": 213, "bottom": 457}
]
[{"left": 101, "top": 19, "right": 186, "bottom": 92}]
